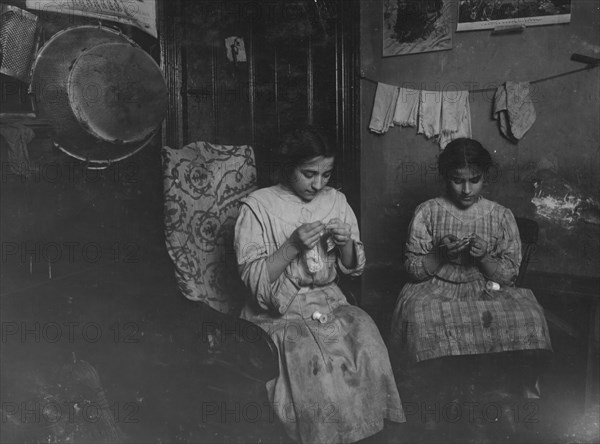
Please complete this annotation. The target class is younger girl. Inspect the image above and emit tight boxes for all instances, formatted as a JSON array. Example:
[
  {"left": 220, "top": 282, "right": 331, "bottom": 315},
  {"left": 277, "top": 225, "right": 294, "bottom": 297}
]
[
  {"left": 234, "top": 127, "right": 405, "bottom": 444},
  {"left": 390, "top": 138, "right": 552, "bottom": 398}
]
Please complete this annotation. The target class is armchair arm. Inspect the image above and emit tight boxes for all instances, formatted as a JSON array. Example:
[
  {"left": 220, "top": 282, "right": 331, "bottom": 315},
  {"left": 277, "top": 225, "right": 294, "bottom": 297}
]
[
  {"left": 196, "top": 302, "right": 279, "bottom": 383},
  {"left": 515, "top": 217, "right": 539, "bottom": 287},
  {"left": 338, "top": 275, "right": 362, "bottom": 306}
]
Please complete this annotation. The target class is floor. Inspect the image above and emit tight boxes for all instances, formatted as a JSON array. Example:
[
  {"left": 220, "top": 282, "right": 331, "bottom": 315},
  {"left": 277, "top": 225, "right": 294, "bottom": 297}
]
[{"left": 1, "top": 251, "right": 598, "bottom": 444}]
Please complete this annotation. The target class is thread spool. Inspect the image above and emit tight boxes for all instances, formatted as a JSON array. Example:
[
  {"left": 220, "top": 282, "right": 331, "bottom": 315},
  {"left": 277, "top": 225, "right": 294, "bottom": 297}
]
[
  {"left": 312, "top": 311, "right": 328, "bottom": 324},
  {"left": 486, "top": 281, "right": 500, "bottom": 291}
]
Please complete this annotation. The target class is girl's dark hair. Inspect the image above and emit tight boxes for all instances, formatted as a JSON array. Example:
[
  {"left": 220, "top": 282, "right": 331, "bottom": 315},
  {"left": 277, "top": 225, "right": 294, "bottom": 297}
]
[
  {"left": 438, "top": 138, "right": 493, "bottom": 178},
  {"left": 272, "top": 126, "right": 336, "bottom": 183}
]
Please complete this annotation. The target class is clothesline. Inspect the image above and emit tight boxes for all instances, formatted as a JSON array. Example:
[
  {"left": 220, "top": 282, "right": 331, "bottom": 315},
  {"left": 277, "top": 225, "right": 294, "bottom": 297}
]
[{"left": 361, "top": 64, "right": 598, "bottom": 93}]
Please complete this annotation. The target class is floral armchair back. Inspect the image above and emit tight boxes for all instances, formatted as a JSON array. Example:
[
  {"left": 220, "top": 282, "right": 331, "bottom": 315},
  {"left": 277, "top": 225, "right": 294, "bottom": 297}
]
[{"left": 162, "top": 142, "right": 257, "bottom": 315}]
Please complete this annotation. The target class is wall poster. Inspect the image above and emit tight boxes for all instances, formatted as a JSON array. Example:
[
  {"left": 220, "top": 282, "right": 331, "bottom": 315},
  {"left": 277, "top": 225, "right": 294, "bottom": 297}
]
[
  {"left": 457, "top": 0, "right": 571, "bottom": 31},
  {"left": 383, "top": 0, "right": 453, "bottom": 57}
]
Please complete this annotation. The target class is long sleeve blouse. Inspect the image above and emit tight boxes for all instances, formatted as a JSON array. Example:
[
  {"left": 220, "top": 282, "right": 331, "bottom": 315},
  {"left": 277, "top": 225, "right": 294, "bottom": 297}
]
[
  {"left": 234, "top": 184, "right": 365, "bottom": 314},
  {"left": 404, "top": 197, "right": 521, "bottom": 286}
]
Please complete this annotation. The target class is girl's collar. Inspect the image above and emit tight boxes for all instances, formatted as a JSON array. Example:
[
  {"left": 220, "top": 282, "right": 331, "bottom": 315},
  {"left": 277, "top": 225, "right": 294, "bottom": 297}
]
[
  {"left": 441, "top": 193, "right": 483, "bottom": 206},
  {"left": 274, "top": 183, "right": 333, "bottom": 205},
  {"left": 436, "top": 195, "right": 493, "bottom": 221}
]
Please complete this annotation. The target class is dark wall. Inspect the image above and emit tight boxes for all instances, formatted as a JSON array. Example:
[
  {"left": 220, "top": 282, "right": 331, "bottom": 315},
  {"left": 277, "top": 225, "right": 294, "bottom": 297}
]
[
  {"left": 359, "top": 0, "right": 600, "bottom": 304},
  {"left": 0, "top": 7, "right": 166, "bottom": 293},
  {"left": 0, "top": 135, "right": 166, "bottom": 293}
]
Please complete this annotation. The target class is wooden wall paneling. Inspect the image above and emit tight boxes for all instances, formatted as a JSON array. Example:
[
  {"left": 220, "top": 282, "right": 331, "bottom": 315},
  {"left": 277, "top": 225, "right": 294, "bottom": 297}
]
[
  {"left": 274, "top": 47, "right": 280, "bottom": 134},
  {"left": 214, "top": 19, "right": 252, "bottom": 146},
  {"left": 250, "top": 37, "right": 278, "bottom": 138},
  {"left": 307, "top": 33, "right": 314, "bottom": 125},
  {"left": 248, "top": 21, "right": 256, "bottom": 147},
  {"left": 250, "top": 28, "right": 278, "bottom": 188},
  {"left": 341, "top": 0, "right": 361, "bottom": 213},
  {"left": 179, "top": 1, "right": 255, "bottom": 147},
  {"left": 312, "top": 42, "right": 336, "bottom": 129},
  {"left": 180, "top": 1, "right": 219, "bottom": 145},
  {"left": 275, "top": 41, "right": 309, "bottom": 134},
  {"left": 181, "top": 43, "right": 215, "bottom": 145},
  {"left": 159, "top": 0, "right": 183, "bottom": 149},
  {"left": 311, "top": 24, "right": 337, "bottom": 189},
  {"left": 331, "top": 0, "right": 360, "bottom": 212},
  {"left": 211, "top": 42, "right": 222, "bottom": 144},
  {"left": 334, "top": 3, "right": 342, "bottom": 191}
]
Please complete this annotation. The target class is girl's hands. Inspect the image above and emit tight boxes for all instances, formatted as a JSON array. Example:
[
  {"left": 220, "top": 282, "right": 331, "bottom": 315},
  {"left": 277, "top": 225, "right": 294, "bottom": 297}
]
[
  {"left": 326, "top": 218, "right": 352, "bottom": 247},
  {"left": 437, "top": 233, "right": 487, "bottom": 265},
  {"left": 469, "top": 234, "right": 488, "bottom": 260},
  {"left": 290, "top": 221, "right": 325, "bottom": 251},
  {"left": 439, "top": 234, "right": 470, "bottom": 263}
]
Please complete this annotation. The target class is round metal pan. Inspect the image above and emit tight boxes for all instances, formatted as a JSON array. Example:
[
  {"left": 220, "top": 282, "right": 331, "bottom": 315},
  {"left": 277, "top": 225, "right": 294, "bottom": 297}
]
[{"left": 29, "top": 25, "right": 167, "bottom": 167}]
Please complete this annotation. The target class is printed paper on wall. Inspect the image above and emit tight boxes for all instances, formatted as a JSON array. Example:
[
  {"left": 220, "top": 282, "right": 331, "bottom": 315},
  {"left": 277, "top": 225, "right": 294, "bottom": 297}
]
[
  {"left": 383, "top": 0, "right": 453, "bottom": 57},
  {"left": 25, "top": 0, "right": 157, "bottom": 37},
  {"left": 457, "top": 0, "right": 571, "bottom": 31}
]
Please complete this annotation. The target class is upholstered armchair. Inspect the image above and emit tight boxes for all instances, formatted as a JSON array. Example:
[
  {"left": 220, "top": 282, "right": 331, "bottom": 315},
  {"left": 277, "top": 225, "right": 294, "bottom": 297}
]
[{"left": 162, "top": 142, "right": 278, "bottom": 384}]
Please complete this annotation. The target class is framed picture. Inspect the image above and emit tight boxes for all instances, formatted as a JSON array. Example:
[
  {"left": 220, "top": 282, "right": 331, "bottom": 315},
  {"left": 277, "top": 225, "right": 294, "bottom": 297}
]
[
  {"left": 457, "top": 0, "right": 571, "bottom": 31},
  {"left": 383, "top": 0, "right": 453, "bottom": 57}
]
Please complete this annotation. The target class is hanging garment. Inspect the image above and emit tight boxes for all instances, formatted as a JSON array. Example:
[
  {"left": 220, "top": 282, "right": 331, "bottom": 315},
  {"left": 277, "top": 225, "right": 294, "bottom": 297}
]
[
  {"left": 393, "top": 87, "right": 420, "bottom": 127},
  {"left": 418, "top": 90, "right": 443, "bottom": 139},
  {"left": 369, "top": 82, "right": 399, "bottom": 134},
  {"left": 439, "top": 90, "right": 472, "bottom": 149},
  {"left": 493, "top": 81, "right": 537, "bottom": 142}
]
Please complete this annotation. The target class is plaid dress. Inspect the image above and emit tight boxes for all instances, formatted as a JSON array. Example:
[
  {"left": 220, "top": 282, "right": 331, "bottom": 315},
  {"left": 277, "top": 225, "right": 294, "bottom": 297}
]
[
  {"left": 390, "top": 197, "right": 552, "bottom": 363},
  {"left": 235, "top": 185, "right": 404, "bottom": 444}
]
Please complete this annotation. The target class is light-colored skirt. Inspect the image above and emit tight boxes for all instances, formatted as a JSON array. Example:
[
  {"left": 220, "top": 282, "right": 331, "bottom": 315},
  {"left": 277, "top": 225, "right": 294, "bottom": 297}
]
[{"left": 244, "top": 283, "right": 405, "bottom": 444}]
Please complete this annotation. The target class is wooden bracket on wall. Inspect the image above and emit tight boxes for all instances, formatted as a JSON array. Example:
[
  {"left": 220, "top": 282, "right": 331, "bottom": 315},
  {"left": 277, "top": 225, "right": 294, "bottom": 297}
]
[
  {"left": 491, "top": 24, "right": 526, "bottom": 36},
  {"left": 571, "top": 53, "right": 600, "bottom": 67}
]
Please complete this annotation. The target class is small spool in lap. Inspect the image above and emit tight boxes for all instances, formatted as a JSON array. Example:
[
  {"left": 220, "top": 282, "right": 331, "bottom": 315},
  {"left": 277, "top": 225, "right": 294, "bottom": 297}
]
[
  {"left": 486, "top": 281, "right": 501, "bottom": 291},
  {"left": 312, "top": 311, "right": 328, "bottom": 323}
]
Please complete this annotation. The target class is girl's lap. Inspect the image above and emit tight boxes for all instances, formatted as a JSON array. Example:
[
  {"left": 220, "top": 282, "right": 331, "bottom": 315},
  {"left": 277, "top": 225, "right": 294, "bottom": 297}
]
[
  {"left": 398, "top": 279, "right": 540, "bottom": 309},
  {"left": 263, "top": 304, "right": 386, "bottom": 352}
]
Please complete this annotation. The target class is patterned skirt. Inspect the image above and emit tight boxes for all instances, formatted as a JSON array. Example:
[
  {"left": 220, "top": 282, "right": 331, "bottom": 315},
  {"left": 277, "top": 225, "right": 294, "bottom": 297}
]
[
  {"left": 390, "top": 277, "right": 553, "bottom": 363},
  {"left": 244, "top": 284, "right": 405, "bottom": 444}
]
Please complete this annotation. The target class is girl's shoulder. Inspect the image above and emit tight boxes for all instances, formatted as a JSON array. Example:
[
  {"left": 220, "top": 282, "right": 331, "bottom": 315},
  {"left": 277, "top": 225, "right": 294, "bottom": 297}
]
[
  {"left": 419, "top": 198, "right": 439, "bottom": 208},
  {"left": 242, "top": 185, "right": 344, "bottom": 215},
  {"left": 478, "top": 197, "right": 514, "bottom": 217},
  {"left": 414, "top": 198, "right": 439, "bottom": 214},
  {"left": 245, "top": 185, "right": 277, "bottom": 200},
  {"left": 323, "top": 186, "right": 347, "bottom": 203},
  {"left": 242, "top": 185, "right": 283, "bottom": 210}
]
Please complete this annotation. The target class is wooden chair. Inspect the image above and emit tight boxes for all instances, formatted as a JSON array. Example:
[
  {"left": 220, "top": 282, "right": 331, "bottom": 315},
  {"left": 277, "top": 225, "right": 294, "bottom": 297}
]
[
  {"left": 514, "top": 217, "right": 538, "bottom": 287},
  {"left": 193, "top": 302, "right": 280, "bottom": 384},
  {"left": 516, "top": 217, "right": 579, "bottom": 338}
]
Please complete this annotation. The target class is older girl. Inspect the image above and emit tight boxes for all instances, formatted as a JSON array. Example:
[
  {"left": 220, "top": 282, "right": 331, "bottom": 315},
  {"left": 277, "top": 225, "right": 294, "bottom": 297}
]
[
  {"left": 390, "top": 138, "right": 552, "bottom": 399},
  {"left": 234, "top": 127, "right": 404, "bottom": 444}
]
